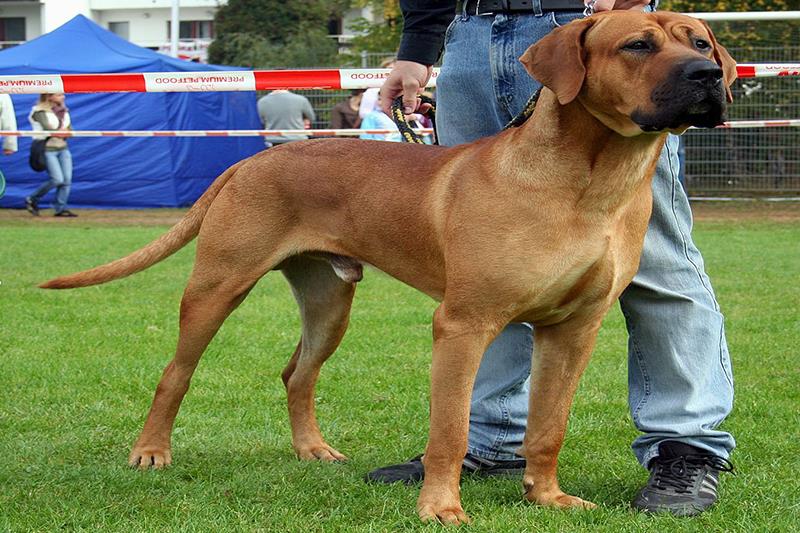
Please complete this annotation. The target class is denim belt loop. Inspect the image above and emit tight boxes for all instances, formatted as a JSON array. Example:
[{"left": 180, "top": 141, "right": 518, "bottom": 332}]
[{"left": 532, "top": 0, "right": 543, "bottom": 16}]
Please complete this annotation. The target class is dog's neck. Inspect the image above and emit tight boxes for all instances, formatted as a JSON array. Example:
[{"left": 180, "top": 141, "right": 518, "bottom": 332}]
[{"left": 505, "top": 89, "right": 667, "bottom": 214}]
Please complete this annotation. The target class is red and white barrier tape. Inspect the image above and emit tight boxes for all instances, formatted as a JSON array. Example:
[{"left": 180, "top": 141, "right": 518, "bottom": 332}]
[
  {"left": 0, "top": 69, "right": 434, "bottom": 94},
  {"left": 736, "top": 64, "right": 800, "bottom": 78},
  {"left": 0, "top": 120, "right": 796, "bottom": 139},
  {"left": 0, "top": 64, "right": 795, "bottom": 94},
  {"left": 714, "top": 119, "right": 800, "bottom": 129}
]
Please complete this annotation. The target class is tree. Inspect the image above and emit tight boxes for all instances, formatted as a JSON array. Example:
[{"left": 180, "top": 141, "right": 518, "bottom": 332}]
[
  {"left": 208, "top": 0, "right": 349, "bottom": 67},
  {"left": 339, "top": 0, "right": 403, "bottom": 65}
]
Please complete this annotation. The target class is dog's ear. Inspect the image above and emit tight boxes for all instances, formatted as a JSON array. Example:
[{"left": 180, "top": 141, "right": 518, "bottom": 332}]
[
  {"left": 519, "top": 17, "right": 595, "bottom": 105},
  {"left": 699, "top": 20, "right": 737, "bottom": 103}
]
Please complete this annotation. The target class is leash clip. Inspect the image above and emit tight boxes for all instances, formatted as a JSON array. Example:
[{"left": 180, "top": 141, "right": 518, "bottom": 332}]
[{"left": 583, "top": 0, "right": 596, "bottom": 16}]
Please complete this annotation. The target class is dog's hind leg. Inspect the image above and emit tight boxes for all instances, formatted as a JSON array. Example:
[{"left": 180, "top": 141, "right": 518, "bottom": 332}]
[
  {"left": 128, "top": 250, "right": 264, "bottom": 470},
  {"left": 280, "top": 256, "right": 356, "bottom": 461}
]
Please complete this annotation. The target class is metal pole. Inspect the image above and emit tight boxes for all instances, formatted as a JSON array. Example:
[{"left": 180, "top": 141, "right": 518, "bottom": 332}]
[{"left": 170, "top": 0, "right": 180, "bottom": 58}]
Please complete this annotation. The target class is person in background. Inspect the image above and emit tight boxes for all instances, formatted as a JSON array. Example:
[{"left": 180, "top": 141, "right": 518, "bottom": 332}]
[
  {"left": 360, "top": 97, "right": 432, "bottom": 143},
  {"left": 359, "top": 96, "right": 403, "bottom": 142},
  {"left": 0, "top": 93, "right": 18, "bottom": 156},
  {"left": 257, "top": 90, "right": 316, "bottom": 148},
  {"left": 359, "top": 57, "right": 397, "bottom": 121},
  {"left": 25, "top": 93, "right": 75, "bottom": 217},
  {"left": 330, "top": 89, "right": 365, "bottom": 130}
]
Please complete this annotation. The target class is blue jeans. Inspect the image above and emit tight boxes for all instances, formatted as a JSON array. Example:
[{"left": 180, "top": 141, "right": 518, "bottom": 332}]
[
  {"left": 436, "top": 10, "right": 735, "bottom": 467},
  {"left": 30, "top": 148, "right": 73, "bottom": 214}
]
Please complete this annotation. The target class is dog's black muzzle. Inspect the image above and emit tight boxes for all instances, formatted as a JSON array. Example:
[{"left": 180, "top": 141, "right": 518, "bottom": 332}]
[{"left": 632, "top": 59, "right": 727, "bottom": 132}]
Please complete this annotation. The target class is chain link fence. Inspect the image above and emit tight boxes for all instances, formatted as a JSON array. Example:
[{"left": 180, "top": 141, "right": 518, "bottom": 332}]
[
  {"left": 682, "top": 33, "right": 800, "bottom": 195},
  {"left": 291, "top": 52, "right": 396, "bottom": 132}
]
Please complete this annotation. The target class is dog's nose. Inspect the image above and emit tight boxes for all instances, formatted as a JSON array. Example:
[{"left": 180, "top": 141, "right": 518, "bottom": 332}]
[{"left": 683, "top": 60, "right": 723, "bottom": 86}]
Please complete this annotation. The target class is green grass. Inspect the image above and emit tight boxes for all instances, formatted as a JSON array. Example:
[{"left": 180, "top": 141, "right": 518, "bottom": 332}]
[{"left": 1, "top": 217, "right": 798, "bottom": 532}]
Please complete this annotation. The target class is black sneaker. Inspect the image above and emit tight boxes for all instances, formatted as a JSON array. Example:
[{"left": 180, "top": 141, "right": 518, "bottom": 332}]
[
  {"left": 25, "top": 197, "right": 39, "bottom": 216},
  {"left": 632, "top": 441, "right": 734, "bottom": 516},
  {"left": 365, "top": 453, "right": 526, "bottom": 485},
  {"left": 54, "top": 210, "right": 78, "bottom": 217}
]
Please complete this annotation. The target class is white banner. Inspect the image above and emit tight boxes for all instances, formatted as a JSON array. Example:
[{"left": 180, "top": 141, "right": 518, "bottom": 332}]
[
  {"left": 339, "top": 68, "right": 440, "bottom": 89},
  {"left": 0, "top": 75, "right": 64, "bottom": 94},
  {"left": 143, "top": 71, "right": 256, "bottom": 92}
]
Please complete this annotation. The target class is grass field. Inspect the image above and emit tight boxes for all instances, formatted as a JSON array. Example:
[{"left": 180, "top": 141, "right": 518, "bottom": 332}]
[{"left": 1, "top": 204, "right": 798, "bottom": 532}]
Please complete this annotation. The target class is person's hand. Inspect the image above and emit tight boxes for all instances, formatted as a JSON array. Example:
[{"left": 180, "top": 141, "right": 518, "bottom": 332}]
[
  {"left": 379, "top": 60, "right": 433, "bottom": 116},
  {"left": 3, "top": 149, "right": 14, "bottom": 156},
  {"left": 590, "top": 0, "right": 650, "bottom": 11}
]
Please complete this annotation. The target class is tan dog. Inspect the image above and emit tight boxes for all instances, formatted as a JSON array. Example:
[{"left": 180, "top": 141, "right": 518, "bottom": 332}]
[{"left": 41, "top": 11, "right": 735, "bottom": 524}]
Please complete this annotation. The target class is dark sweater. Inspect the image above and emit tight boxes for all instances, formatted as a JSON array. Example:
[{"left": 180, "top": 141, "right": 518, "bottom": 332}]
[
  {"left": 397, "top": 0, "right": 457, "bottom": 66},
  {"left": 330, "top": 100, "right": 362, "bottom": 129}
]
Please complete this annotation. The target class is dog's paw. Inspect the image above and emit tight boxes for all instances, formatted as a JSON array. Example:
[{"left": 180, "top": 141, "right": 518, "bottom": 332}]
[
  {"left": 417, "top": 501, "right": 470, "bottom": 525},
  {"left": 417, "top": 488, "right": 470, "bottom": 525},
  {"left": 550, "top": 493, "right": 596, "bottom": 509},
  {"left": 129, "top": 445, "right": 172, "bottom": 470},
  {"left": 418, "top": 506, "right": 470, "bottom": 525},
  {"left": 294, "top": 442, "right": 348, "bottom": 462},
  {"left": 525, "top": 488, "right": 596, "bottom": 510}
]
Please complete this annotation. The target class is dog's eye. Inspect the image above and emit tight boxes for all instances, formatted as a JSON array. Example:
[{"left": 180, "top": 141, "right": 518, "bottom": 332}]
[
  {"left": 695, "top": 39, "right": 711, "bottom": 51},
  {"left": 623, "top": 40, "right": 651, "bottom": 52}
]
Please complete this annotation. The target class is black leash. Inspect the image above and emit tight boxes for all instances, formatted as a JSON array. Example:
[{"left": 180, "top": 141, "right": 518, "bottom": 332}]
[
  {"left": 503, "top": 88, "right": 542, "bottom": 130},
  {"left": 391, "top": 88, "right": 541, "bottom": 145},
  {"left": 391, "top": 94, "right": 437, "bottom": 145}
]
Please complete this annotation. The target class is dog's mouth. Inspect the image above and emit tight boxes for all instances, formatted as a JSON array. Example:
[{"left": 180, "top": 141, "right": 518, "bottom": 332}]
[
  {"left": 687, "top": 101, "right": 712, "bottom": 115},
  {"left": 632, "top": 60, "right": 728, "bottom": 132},
  {"left": 685, "top": 98, "right": 727, "bottom": 128},
  {"left": 633, "top": 91, "right": 726, "bottom": 132}
]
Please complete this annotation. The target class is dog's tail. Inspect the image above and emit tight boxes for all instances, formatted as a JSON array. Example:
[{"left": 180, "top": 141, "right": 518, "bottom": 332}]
[{"left": 39, "top": 161, "right": 245, "bottom": 290}]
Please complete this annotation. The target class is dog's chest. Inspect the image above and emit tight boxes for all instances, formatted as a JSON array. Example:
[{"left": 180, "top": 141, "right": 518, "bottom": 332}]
[{"left": 510, "top": 226, "right": 639, "bottom": 325}]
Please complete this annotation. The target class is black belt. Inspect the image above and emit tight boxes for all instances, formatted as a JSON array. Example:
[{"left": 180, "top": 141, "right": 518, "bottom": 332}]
[{"left": 462, "top": 0, "right": 587, "bottom": 15}]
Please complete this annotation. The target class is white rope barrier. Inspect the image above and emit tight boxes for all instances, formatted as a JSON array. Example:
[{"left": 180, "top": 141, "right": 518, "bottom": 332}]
[
  {"left": 714, "top": 119, "right": 800, "bottom": 129},
  {"left": 0, "top": 129, "right": 435, "bottom": 138},
  {"left": 687, "top": 10, "right": 800, "bottom": 21}
]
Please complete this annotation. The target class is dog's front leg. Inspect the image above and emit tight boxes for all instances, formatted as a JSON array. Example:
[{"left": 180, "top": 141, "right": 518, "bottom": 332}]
[
  {"left": 522, "top": 317, "right": 602, "bottom": 509},
  {"left": 417, "top": 305, "right": 502, "bottom": 525}
]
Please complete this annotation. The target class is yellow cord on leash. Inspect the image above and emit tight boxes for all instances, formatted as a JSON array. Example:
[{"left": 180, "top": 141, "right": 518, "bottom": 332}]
[{"left": 390, "top": 95, "right": 437, "bottom": 145}]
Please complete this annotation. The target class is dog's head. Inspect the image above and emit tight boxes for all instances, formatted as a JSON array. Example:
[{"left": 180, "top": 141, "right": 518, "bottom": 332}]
[{"left": 519, "top": 11, "right": 737, "bottom": 136}]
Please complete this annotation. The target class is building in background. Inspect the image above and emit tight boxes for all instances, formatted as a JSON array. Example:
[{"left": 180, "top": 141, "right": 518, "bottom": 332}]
[
  {"left": 0, "top": 0, "right": 373, "bottom": 62},
  {"left": 0, "top": 0, "right": 223, "bottom": 61}
]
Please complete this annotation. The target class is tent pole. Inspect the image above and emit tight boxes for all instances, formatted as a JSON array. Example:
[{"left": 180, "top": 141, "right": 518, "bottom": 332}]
[{"left": 170, "top": 0, "right": 180, "bottom": 58}]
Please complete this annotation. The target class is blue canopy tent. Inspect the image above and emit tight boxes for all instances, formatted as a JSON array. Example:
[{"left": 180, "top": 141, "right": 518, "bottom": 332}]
[{"left": 0, "top": 15, "right": 264, "bottom": 209}]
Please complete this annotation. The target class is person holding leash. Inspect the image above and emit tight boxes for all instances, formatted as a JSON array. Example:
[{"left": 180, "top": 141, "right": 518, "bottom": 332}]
[
  {"left": 369, "top": 0, "right": 735, "bottom": 516},
  {"left": 25, "top": 93, "right": 76, "bottom": 217}
]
